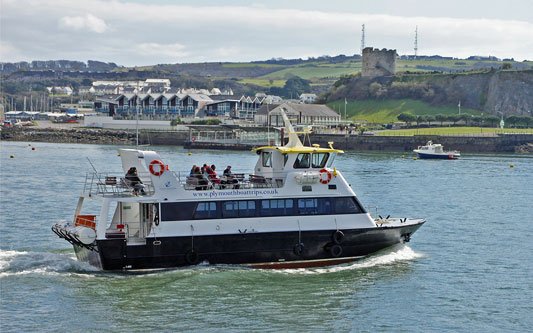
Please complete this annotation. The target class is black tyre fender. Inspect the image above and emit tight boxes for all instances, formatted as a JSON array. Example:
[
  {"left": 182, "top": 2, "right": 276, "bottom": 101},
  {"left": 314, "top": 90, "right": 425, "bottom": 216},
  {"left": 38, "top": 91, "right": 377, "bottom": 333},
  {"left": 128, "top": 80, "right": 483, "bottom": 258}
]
[
  {"left": 329, "top": 244, "right": 343, "bottom": 257},
  {"left": 293, "top": 243, "right": 305, "bottom": 256},
  {"left": 185, "top": 250, "right": 199, "bottom": 265},
  {"left": 332, "top": 230, "right": 345, "bottom": 244}
]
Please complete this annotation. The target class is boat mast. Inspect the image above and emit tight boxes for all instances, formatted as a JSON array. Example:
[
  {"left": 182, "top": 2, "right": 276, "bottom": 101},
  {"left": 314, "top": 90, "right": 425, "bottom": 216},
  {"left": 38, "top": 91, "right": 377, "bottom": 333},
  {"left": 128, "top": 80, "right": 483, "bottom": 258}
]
[{"left": 280, "top": 107, "right": 303, "bottom": 148}]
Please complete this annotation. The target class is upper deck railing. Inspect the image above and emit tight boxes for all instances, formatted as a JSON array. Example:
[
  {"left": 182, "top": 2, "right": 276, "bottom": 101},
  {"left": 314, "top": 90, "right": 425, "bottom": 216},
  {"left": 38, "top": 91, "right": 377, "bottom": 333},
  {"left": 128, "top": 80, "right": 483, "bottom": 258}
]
[
  {"left": 173, "top": 171, "right": 287, "bottom": 191},
  {"left": 83, "top": 170, "right": 288, "bottom": 197},
  {"left": 83, "top": 173, "right": 155, "bottom": 197}
]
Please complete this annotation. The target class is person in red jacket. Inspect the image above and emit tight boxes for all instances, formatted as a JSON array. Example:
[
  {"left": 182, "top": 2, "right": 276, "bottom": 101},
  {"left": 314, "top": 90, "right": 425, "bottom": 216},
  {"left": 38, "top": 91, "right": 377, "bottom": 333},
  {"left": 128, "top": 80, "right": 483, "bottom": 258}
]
[{"left": 205, "top": 164, "right": 220, "bottom": 183}]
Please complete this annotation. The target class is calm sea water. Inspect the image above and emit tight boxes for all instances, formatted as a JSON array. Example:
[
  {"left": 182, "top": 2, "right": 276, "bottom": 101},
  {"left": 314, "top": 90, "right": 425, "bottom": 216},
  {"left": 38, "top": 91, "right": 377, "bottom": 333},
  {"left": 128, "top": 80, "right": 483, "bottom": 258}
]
[{"left": 1, "top": 141, "right": 532, "bottom": 332}]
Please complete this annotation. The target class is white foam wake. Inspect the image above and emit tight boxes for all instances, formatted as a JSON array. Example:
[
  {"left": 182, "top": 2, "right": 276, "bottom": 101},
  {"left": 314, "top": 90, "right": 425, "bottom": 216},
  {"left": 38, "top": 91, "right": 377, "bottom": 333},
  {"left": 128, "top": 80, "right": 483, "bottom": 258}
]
[
  {"left": 0, "top": 248, "right": 98, "bottom": 278},
  {"left": 279, "top": 244, "right": 425, "bottom": 275}
]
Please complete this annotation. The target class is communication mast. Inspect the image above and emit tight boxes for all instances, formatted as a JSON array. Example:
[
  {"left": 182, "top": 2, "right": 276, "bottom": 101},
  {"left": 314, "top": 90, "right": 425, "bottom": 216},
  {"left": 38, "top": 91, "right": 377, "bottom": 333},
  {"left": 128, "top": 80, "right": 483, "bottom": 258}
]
[
  {"left": 414, "top": 26, "right": 418, "bottom": 59},
  {"left": 361, "top": 24, "right": 365, "bottom": 55}
]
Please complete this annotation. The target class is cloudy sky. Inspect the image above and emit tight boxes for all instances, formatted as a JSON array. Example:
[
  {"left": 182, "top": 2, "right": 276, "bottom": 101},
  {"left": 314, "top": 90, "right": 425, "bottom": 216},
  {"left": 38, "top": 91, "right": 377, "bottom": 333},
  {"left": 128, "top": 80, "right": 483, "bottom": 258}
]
[{"left": 1, "top": 0, "right": 532, "bottom": 66}]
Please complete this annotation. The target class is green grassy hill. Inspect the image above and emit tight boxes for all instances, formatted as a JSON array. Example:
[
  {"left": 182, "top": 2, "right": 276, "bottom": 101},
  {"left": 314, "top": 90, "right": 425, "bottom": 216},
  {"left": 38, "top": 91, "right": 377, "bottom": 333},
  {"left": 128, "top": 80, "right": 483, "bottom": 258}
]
[
  {"left": 376, "top": 127, "right": 533, "bottom": 135},
  {"left": 327, "top": 99, "right": 482, "bottom": 123}
]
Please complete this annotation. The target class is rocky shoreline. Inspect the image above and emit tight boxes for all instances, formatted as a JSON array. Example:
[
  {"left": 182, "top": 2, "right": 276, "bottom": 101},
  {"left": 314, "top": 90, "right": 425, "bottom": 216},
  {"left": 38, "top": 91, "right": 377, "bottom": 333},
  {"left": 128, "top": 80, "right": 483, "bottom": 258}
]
[
  {"left": 515, "top": 143, "right": 533, "bottom": 153},
  {"left": 1, "top": 127, "right": 139, "bottom": 145}
]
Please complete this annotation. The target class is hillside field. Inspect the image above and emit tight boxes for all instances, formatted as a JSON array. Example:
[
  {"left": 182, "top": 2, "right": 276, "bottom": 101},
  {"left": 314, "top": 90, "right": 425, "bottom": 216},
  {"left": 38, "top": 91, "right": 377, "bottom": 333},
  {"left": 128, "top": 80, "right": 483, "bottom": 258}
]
[
  {"left": 327, "top": 99, "right": 481, "bottom": 123},
  {"left": 375, "top": 127, "right": 533, "bottom": 135}
]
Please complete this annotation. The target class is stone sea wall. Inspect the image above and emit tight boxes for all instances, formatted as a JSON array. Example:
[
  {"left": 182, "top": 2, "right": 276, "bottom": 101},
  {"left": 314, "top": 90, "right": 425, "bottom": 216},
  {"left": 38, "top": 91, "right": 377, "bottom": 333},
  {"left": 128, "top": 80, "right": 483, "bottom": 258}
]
[
  {"left": 311, "top": 133, "right": 533, "bottom": 153},
  {"left": 2, "top": 127, "right": 532, "bottom": 153}
]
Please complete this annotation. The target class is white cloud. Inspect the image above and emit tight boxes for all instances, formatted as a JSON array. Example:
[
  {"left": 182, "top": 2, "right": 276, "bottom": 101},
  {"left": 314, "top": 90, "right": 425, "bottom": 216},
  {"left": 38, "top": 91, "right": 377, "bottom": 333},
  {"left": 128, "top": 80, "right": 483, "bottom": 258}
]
[
  {"left": 0, "top": 41, "right": 22, "bottom": 62},
  {"left": 215, "top": 47, "right": 242, "bottom": 58},
  {"left": 2, "top": 0, "right": 532, "bottom": 65},
  {"left": 136, "top": 43, "right": 189, "bottom": 58},
  {"left": 58, "top": 14, "right": 108, "bottom": 33}
]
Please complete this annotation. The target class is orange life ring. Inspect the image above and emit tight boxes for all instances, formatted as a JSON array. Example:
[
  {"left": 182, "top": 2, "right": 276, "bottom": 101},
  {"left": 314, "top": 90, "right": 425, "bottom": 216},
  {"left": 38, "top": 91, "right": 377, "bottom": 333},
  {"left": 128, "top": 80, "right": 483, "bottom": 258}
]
[
  {"left": 319, "top": 168, "right": 331, "bottom": 184},
  {"left": 149, "top": 160, "right": 165, "bottom": 176}
]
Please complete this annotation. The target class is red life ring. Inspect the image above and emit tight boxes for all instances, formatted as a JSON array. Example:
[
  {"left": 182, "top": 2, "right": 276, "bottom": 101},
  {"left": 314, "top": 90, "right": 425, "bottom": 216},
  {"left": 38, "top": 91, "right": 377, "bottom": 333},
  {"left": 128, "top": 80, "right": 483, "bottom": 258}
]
[
  {"left": 149, "top": 160, "right": 165, "bottom": 176},
  {"left": 319, "top": 168, "right": 331, "bottom": 184}
]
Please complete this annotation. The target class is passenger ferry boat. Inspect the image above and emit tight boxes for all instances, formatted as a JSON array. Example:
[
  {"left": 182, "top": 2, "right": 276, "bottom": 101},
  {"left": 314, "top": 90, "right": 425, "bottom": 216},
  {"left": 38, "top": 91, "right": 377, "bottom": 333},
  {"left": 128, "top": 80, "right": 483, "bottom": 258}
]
[
  {"left": 413, "top": 141, "right": 460, "bottom": 159},
  {"left": 53, "top": 110, "right": 426, "bottom": 270}
]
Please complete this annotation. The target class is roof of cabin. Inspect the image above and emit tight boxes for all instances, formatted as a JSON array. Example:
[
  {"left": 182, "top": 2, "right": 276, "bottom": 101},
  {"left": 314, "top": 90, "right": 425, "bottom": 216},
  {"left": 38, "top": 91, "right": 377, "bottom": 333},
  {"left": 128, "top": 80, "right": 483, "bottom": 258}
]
[{"left": 252, "top": 145, "right": 343, "bottom": 154}]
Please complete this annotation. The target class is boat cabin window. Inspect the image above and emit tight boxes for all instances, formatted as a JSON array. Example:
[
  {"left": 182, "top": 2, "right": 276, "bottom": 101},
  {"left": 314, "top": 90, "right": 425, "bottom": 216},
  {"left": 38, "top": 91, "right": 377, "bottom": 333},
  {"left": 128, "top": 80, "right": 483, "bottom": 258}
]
[
  {"left": 283, "top": 154, "right": 288, "bottom": 166},
  {"left": 160, "top": 197, "right": 365, "bottom": 222},
  {"left": 294, "top": 153, "right": 310, "bottom": 168},
  {"left": 327, "top": 153, "right": 337, "bottom": 168},
  {"left": 260, "top": 199, "right": 294, "bottom": 216},
  {"left": 297, "top": 198, "right": 331, "bottom": 215},
  {"left": 222, "top": 200, "right": 256, "bottom": 218},
  {"left": 194, "top": 202, "right": 217, "bottom": 219},
  {"left": 334, "top": 197, "right": 363, "bottom": 214},
  {"left": 312, "top": 153, "right": 329, "bottom": 168},
  {"left": 262, "top": 152, "right": 272, "bottom": 167}
]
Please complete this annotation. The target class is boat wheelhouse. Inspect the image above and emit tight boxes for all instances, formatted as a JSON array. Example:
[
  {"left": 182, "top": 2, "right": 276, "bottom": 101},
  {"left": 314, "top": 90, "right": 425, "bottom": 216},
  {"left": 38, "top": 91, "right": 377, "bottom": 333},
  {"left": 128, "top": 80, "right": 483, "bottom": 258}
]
[
  {"left": 413, "top": 141, "right": 460, "bottom": 159},
  {"left": 53, "top": 109, "right": 425, "bottom": 270}
]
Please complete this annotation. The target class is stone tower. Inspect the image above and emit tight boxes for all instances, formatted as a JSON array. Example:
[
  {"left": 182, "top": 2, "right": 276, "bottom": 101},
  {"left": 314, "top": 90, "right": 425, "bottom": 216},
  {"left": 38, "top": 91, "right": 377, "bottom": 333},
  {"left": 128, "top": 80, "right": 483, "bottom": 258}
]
[{"left": 362, "top": 47, "right": 396, "bottom": 78}]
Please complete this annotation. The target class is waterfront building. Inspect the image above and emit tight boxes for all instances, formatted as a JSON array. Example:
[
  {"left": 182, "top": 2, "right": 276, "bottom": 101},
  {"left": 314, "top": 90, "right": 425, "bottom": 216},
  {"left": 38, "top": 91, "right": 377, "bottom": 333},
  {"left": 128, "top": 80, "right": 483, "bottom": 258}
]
[
  {"left": 255, "top": 103, "right": 341, "bottom": 127},
  {"left": 299, "top": 93, "right": 317, "bottom": 103},
  {"left": 95, "top": 93, "right": 267, "bottom": 121}
]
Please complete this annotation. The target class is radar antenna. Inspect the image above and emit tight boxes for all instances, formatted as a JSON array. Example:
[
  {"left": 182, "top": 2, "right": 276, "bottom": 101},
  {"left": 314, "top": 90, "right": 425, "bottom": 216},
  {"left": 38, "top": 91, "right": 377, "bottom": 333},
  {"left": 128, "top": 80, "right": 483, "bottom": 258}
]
[
  {"left": 361, "top": 24, "right": 365, "bottom": 55},
  {"left": 414, "top": 26, "right": 418, "bottom": 59}
]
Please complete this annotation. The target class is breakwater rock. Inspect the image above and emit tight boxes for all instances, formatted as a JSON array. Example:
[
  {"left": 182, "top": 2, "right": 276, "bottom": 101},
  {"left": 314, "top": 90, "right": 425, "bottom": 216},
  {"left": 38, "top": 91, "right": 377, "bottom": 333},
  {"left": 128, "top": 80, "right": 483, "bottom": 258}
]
[
  {"left": 515, "top": 143, "right": 533, "bottom": 153},
  {"left": 1, "top": 127, "right": 190, "bottom": 146},
  {"left": 1, "top": 127, "right": 137, "bottom": 145}
]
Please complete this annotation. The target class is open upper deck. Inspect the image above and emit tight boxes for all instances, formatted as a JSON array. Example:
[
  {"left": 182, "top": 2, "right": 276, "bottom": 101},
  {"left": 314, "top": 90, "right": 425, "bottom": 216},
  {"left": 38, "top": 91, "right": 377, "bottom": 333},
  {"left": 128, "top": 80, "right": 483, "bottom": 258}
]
[
  {"left": 84, "top": 107, "right": 346, "bottom": 198},
  {"left": 83, "top": 170, "right": 286, "bottom": 197}
]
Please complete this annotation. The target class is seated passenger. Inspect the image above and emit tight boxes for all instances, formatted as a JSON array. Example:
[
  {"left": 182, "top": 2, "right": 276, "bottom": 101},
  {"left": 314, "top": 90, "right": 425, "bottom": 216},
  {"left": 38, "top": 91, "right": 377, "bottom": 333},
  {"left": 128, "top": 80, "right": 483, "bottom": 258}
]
[
  {"left": 223, "top": 165, "right": 232, "bottom": 177},
  {"left": 222, "top": 165, "right": 239, "bottom": 188},
  {"left": 125, "top": 167, "right": 145, "bottom": 195},
  {"left": 193, "top": 166, "right": 208, "bottom": 190},
  {"left": 206, "top": 164, "right": 220, "bottom": 183},
  {"left": 189, "top": 165, "right": 197, "bottom": 177}
]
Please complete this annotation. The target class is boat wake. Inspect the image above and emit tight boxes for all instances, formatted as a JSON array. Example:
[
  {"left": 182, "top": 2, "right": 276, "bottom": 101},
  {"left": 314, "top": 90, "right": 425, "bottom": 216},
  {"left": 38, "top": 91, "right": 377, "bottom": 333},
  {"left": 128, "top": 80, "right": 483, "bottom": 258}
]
[
  {"left": 0, "top": 249, "right": 98, "bottom": 278},
  {"left": 0, "top": 245, "right": 424, "bottom": 278},
  {"left": 276, "top": 244, "right": 425, "bottom": 275}
]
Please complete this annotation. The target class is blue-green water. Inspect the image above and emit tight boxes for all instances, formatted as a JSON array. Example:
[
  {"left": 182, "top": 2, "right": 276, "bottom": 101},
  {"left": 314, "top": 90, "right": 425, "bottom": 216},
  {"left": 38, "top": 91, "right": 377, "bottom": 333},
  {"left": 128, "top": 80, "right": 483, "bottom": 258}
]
[{"left": 1, "top": 141, "right": 532, "bottom": 332}]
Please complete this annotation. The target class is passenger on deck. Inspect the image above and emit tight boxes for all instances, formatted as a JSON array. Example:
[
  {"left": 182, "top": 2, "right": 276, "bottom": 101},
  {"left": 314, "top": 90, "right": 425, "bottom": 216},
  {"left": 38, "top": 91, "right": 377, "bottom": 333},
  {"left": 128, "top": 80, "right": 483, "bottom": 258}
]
[
  {"left": 201, "top": 164, "right": 208, "bottom": 174},
  {"left": 223, "top": 165, "right": 232, "bottom": 177},
  {"left": 206, "top": 164, "right": 220, "bottom": 183},
  {"left": 189, "top": 165, "right": 197, "bottom": 177},
  {"left": 193, "top": 166, "right": 208, "bottom": 190},
  {"left": 125, "top": 167, "right": 145, "bottom": 195},
  {"left": 222, "top": 165, "right": 239, "bottom": 188}
]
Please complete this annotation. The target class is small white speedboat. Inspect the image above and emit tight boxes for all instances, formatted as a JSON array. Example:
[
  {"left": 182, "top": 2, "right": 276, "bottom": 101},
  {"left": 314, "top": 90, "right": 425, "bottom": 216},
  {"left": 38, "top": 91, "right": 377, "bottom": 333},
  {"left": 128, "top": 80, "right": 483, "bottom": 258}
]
[{"left": 414, "top": 141, "right": 460, "bottom": 159}]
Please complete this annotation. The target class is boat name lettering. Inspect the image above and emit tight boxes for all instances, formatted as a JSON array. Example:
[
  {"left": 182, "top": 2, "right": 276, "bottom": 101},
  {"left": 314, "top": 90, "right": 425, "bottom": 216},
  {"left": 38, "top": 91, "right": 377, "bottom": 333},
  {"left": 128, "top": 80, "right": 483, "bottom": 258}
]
[{"left": 192, "top": 189, "right": 279, "bottom": 198}]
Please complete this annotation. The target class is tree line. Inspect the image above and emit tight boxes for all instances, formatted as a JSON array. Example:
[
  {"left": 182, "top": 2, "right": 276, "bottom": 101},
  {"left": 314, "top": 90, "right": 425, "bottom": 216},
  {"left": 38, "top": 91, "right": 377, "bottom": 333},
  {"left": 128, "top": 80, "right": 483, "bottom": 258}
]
[{"left": 397, "top": 113, "right": 533, "bottom": 128}]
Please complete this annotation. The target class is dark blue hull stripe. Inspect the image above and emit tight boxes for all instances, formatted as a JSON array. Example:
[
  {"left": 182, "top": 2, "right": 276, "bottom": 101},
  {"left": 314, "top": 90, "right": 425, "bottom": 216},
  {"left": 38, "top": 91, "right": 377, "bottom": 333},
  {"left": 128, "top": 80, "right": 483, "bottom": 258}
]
[{"left": 417, "top": 152, "right": 458, "bottom": 159}]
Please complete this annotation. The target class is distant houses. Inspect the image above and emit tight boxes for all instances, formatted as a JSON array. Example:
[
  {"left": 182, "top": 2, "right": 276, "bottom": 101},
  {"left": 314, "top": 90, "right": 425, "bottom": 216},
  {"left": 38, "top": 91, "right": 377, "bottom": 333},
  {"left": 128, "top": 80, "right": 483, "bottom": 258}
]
[
  {"left": 45, "top": 78, "right": 330, "bottom": 125},
  {"left": 95, "top": 92, "right": 269, "bottom": 120},
  {"left": 299, "top": 93, "right": 317, "bottom": 103},
  {"left": 46, "top": 86, "right": 73, "bottom": 95}
]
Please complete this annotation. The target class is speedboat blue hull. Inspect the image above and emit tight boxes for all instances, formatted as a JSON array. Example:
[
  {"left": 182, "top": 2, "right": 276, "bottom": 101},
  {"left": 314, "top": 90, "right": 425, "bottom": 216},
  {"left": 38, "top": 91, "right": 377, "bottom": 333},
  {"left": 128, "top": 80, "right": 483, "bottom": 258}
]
[{"left": 416, "top": 152, "right": 459, "bottom": 159}]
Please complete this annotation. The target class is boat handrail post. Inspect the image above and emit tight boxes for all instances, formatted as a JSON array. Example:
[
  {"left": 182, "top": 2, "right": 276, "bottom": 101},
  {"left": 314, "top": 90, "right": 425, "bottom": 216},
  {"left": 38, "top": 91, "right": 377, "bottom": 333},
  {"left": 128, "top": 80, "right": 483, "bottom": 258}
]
[
  {"left": 96, "top": 199, "right": 111, "bottom": 239},
  {"left": 366, "top": 206, "right": 379, "bottom": 219}
]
